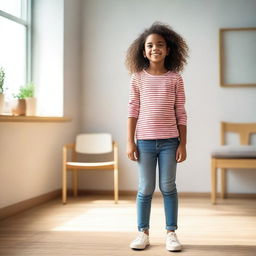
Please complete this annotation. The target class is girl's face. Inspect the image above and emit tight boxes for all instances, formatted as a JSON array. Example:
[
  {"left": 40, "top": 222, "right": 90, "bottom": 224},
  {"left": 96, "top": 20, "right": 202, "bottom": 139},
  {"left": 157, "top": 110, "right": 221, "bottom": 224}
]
[{"left": 143, "top": 33, "right": 169, "bottom": 64}]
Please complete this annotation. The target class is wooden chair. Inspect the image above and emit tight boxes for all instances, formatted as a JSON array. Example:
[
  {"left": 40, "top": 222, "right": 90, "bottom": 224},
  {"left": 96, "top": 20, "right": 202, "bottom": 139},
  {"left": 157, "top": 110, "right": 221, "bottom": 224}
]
[
  {"left": 62, "top": 133, "right": 118, "bottom": 204},
  {"left": 211, "top": 122, "right": 256, "bottom": 204}
]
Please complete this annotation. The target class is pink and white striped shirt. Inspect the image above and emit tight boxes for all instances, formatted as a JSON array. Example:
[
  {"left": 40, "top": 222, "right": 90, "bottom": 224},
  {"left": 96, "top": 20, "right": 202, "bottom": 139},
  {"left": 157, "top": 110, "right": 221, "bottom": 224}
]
[{"left": 128, "top": 69, "right": 187, "bottom": 140}]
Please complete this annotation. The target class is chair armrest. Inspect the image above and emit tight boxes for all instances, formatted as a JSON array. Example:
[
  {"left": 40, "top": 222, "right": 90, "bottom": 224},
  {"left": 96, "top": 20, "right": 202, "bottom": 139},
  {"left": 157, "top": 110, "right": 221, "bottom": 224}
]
[
  {"left": 64, "top": 143, "right": 75, "bottom": 150},
  {"left": 113, "top": 141, "right": 118, "bottom": 166},
  {"left": 63, "top": 143, "right": 75, "bottom": 163}
]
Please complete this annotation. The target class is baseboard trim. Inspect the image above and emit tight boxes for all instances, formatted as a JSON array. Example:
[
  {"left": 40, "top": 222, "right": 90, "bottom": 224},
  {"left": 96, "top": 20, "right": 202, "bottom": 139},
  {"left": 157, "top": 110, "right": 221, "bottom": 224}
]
[
  {"left": 0, "top": 189, "right": 61, "bottom": 221},
  {"left": 77, "top": 189, "right": 256, "bottom": 198}
]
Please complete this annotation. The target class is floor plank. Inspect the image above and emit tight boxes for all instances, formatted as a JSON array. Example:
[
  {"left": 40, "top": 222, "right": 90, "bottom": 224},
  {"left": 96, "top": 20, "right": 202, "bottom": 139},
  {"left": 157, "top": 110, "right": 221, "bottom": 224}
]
[{"left": 0, "top": 195, "right": 255, "bottom": 255}]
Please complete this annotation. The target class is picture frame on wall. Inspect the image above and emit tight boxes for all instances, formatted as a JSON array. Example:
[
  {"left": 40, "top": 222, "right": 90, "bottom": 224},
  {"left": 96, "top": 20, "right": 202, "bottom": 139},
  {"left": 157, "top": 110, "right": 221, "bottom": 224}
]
[{"left": 219, "top": 27, "right": 256, "bottom": 87}]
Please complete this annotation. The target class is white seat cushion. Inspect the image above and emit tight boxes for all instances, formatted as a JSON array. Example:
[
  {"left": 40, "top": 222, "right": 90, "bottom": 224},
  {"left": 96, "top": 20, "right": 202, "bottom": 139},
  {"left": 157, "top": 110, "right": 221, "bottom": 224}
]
[
  {"left": 67, "top": 161, "right": 114, "bottom": 167},
  {"left": 211, "top": 145, "right": 256, "bottom": 159}
]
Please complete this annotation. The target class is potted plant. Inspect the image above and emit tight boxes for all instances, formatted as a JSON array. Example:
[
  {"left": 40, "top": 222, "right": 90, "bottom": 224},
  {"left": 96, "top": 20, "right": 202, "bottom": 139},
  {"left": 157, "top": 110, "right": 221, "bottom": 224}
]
[
  {"left": 22, "top": 82, "right": 36, "bottom": 116},
  {"left": 11, "top": 82, "right": 36, "bottom": 116},
  {"left": 0, "top": 67, "right": 6, "bottom": 114}
]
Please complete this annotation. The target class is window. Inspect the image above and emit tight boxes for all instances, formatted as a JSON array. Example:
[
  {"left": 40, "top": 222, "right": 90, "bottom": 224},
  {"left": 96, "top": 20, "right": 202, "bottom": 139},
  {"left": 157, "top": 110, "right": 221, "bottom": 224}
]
[{"left": 0, "top": 0, "right": 31, "bottom": 101}]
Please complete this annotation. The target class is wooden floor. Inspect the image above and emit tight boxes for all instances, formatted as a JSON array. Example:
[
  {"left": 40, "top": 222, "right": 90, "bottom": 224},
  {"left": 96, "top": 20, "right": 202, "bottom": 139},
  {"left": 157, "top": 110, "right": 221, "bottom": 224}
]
[{"left": 0, "top": 195, "right": 255, "bottom": 256}]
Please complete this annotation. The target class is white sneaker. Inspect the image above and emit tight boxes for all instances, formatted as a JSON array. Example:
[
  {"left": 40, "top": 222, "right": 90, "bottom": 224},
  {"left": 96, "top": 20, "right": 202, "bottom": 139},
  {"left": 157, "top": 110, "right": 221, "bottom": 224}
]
[
  {"left": 130, "top": 232, "right": 150, "bottom": 250},
  {"left": 166, "top": 232, "right": 182, "bottom": 251}
]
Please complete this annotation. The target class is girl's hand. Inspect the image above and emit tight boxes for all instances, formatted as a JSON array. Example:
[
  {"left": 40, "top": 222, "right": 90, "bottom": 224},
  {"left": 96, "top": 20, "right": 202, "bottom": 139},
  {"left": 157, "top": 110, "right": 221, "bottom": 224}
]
[
  {"left": 127, "top": 141, "right": 139, "bottom": 161},
  {"left": 176, "top": 144, "right": 187, "bottom": 163}
]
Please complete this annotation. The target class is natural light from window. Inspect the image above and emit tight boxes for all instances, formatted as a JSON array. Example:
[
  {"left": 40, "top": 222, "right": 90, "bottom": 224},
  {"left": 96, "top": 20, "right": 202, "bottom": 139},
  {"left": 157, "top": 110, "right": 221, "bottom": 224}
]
[
  {"left": 52, "top": 207, "right": 135, "bottom": 232},
  {"left": 0, "top": 0, "right": 24, "bottom": 18},
  {"left": 0, "top": 15, "right": 26, "bottom": 101},
  {"left": 0, "top": 0, "right": 64, "bottom": 117}
]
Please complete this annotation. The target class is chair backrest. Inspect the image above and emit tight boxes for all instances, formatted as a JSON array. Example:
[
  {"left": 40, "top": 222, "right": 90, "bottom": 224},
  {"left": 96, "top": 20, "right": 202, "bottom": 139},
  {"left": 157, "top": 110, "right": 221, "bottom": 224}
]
[
  {"left": 75, "top": 133, "right": 112, "bottom": 154},
  {"left": 221, "top": 122, "right": 256, "bottom": 145}
]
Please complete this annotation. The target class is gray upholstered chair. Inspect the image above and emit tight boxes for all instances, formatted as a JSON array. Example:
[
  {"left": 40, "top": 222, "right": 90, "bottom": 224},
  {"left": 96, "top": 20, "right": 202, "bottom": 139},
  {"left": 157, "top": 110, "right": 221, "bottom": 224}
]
[{"left": 211, "top": 122, "right": 256, "bottom": 204}]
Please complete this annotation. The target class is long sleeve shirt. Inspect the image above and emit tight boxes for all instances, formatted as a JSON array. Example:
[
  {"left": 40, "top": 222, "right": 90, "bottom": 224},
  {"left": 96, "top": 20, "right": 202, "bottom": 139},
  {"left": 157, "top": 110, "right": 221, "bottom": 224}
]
[{"left": 128, "top": 69, "right": 187, "bottom": 140}]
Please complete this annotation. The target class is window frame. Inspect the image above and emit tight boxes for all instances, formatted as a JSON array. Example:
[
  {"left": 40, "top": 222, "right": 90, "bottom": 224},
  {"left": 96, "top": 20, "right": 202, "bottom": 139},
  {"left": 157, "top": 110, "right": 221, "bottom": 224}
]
[{"left": 0, "top": 0, "right": 32, "bottom": 83}]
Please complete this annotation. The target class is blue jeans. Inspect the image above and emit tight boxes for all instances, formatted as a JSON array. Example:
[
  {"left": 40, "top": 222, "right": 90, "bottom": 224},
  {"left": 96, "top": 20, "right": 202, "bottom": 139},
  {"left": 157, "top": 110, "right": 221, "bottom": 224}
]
[{"left": 136, "top": 138, "right": 179, "bottom": 231}]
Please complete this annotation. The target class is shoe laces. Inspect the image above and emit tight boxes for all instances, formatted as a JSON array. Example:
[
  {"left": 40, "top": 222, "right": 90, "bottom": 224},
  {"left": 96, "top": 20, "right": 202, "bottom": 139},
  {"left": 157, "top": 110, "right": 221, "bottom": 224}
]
[
  {"left": 167, "top": 232, "right": 178, "bottom": 242},
  {"left": 135, "top": 232, "right": 146, "bottom": 242}
]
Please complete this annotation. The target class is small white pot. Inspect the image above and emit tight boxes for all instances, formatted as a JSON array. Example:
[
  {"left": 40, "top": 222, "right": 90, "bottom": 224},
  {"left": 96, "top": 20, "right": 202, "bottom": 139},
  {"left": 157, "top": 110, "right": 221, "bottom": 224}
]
[
  {"left": 25, "top": 97, "right": 37, "bottom": 116},
  {"left": 0, "top": 93, "right": 4, "bottom": 114}
]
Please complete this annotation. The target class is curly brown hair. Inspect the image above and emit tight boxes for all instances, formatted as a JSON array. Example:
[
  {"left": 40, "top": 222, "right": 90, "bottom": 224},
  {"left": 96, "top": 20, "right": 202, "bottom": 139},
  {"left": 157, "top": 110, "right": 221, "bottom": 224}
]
[{"left": 125, "top": 22, "right": 189, "bottom": 74}]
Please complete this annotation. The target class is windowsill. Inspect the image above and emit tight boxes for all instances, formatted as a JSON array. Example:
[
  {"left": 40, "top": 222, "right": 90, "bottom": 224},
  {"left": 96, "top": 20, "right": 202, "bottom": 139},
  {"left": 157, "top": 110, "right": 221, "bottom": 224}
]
[{"left": 0, "top": 115, "right": 71, "bottom": 122}]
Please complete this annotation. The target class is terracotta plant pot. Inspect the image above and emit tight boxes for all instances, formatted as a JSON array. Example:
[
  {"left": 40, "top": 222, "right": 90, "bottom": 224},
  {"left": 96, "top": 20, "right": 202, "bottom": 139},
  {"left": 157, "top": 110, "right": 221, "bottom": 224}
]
[{"left": 10, "top": 99, "right": 26, "bottom": 116}]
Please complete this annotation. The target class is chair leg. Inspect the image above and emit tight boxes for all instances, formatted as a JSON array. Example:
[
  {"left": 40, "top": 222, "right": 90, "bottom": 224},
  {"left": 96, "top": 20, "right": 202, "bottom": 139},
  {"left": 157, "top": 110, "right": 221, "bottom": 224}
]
[
  {"left": 221, "top": 168, "right": 226, "bottom": 199},
  {"left": 211, "top": 158, "right": 217, "bottom": 204},
  {"left": 62, "top": 165, "right": 67, "bottom": 204},
  {"left": 114, "top": 168, "right": 118, "bottom": 204},
  {"left": 72, "top": 170, "right": 78, "bottom": 197}
]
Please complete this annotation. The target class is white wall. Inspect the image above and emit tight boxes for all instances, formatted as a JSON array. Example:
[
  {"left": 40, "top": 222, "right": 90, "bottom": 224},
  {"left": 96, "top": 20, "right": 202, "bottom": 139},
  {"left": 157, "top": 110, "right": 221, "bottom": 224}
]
[
  {"left": 0, "top": 0, "right": 81, "bottom": 208},
  {"left": 80, "top": 0, "right": 256, "bottom": 193},
  {"left": 1, "top": 0, "right": 255, "bottom": 209},
  {"left": 63, "top": 0, "right": 82, "bottom": 121},
  {"left": 33, "top": 0, "right": 63, "bottom": 116}
]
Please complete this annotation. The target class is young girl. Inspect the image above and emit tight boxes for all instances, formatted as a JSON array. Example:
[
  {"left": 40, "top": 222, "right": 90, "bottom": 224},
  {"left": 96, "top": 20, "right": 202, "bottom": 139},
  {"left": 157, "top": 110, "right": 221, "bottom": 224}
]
[{"left": 126, "top": 22, "right": 188, "bottom": 252}]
